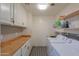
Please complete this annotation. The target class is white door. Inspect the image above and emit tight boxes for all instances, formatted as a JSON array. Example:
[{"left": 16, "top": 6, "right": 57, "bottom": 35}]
[{"left": 0, "top": 3, "right": 12, "bottom": 24}]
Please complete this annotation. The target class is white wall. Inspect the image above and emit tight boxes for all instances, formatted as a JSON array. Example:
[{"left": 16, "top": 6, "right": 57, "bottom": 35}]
[
  {"left": 32, "top": 16, "right": 55, "bottom": 46},
  {"left": 56, "top": 3, "right": 79, "bottom": 17},
  {"left": 25, "top": 12, "right": 33, "bottom": 34}
]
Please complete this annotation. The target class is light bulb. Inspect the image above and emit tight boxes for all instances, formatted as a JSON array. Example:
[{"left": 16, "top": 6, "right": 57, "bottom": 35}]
[{"left": 37, "top": 4, "right": 48, "bottom": 10}]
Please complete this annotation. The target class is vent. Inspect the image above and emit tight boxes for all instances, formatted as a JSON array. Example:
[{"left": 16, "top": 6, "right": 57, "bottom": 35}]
[{"left": 50, "top": 3, "right": 55, "bottom": 6}]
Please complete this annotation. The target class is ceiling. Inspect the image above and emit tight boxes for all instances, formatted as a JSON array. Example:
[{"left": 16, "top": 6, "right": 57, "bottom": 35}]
[{"left": 24, "top": 3, "right": 69, "bottom": 16}]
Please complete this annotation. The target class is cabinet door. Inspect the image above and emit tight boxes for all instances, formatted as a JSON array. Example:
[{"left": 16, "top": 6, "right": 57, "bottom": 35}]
[
  {"left": 14, "top": 4, "right": 21, "bottom": 26},
  {"left": 14, "top": 4, "right": 27, "bottom": 27},
  {"left": 25, "top": 45, "right": 29, "bottom": 56},
  {"left": 28, "top": 40, "right": 32, "bottom": 54},
  {"left": 21, "top": 10, "right": 27, "bottom": 27},
  {"left": 0, "top": 3, "right": 12, "bottom": 24},
  {"left": 13, "top": 48, "right": 22, "bottom": 56},
  {"left": 21, "top": 40, "right": 32, "bottom": 56},
  {"left": 21, "top": 44, "right": 28, "bottom": 56},
  {"left": 14, "top": 4, "right": 24, "bottom": 26},
  {"left": 26, "top": 39, "right": 32, "bottom": 55}
]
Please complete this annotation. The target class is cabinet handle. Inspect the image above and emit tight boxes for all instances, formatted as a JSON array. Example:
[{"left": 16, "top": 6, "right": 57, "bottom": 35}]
[
  {"left": 21, "top": 54, "right": 22, "bottom": 56},
  {"left": 13, "top": 20, "right": 15, "bottom": 24},
  {"left": 27, "top": 46, "right": 29, "bottom": 50},
  {"left": 11, "top": 18, "right": 14, "bottom": 24},
  {"left": 25, "top": 45, "right": 26, "bottom": 47}
]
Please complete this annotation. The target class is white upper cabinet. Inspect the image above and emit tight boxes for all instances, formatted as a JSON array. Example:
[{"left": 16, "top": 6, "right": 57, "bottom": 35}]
[
  {"left": 14, "top": 4, "right": 27, "bottom": 27},
  {"left": 14, "top": 4, "right": 22, "bottom": 26},
  {"left": 0, "top": 3, "right": 13, "bottom": 24},
  {"left": 0, "top": 3, "right": 27, "bottom": 28}
]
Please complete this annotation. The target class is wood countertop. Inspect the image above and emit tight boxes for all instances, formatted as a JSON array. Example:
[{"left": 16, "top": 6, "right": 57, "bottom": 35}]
[{"left": 0, "top": 35, "right": 31, "bottom": 56}]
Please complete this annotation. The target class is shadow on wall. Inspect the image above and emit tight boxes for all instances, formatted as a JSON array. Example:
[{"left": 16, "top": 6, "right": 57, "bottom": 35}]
[
  {"left": 1, "top": 25, "right": 25, "bottom": 35},
  {"left": 0, "top": 25, "right": 26, "bottom": 42}
]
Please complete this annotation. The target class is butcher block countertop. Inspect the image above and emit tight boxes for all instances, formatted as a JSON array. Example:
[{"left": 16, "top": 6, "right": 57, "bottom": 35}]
[{"left": 0, "top": 35, "right": 31, "bottom": 56}]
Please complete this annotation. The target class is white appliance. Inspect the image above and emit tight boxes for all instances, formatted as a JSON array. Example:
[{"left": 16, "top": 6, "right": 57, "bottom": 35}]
[{"left": 47, "top": 35, "right": 79, "bottom": 56}]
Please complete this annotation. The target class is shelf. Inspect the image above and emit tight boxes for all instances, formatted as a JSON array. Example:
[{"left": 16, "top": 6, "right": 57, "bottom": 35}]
[
  {"left": 54, "top": 28, "right": 79, "bottom": 34},
  {"left": 64, "top": 10, "right": 79, "bottom": 19}
]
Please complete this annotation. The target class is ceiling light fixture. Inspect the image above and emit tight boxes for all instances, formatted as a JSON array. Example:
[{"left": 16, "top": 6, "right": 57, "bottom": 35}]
[{"left": 37, "top": 4, "right": 48, "bottom": 10}]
